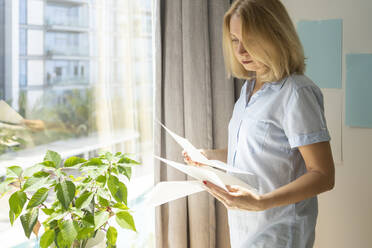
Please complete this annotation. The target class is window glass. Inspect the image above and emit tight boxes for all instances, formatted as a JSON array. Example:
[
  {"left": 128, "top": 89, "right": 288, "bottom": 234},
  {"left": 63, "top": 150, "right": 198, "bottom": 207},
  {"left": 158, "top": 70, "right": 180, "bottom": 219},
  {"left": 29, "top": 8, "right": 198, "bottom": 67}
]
[{"left": 0, "top": 0, "right": 154, "bottom": 247}]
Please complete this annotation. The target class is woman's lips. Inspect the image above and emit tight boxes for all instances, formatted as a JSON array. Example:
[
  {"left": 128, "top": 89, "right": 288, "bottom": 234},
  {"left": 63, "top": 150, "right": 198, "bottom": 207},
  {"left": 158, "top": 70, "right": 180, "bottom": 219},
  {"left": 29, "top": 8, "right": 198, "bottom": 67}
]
[{"left": 242, "top": 60, "right": 252, "bottom": 64}]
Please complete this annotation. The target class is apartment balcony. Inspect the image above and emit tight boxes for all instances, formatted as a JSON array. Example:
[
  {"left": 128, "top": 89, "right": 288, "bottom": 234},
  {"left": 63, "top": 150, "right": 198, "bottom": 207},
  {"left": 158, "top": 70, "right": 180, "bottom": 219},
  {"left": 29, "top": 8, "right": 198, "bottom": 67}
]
[
  {"left": 46, "top": 75, "right": 90, "bottom": 85},
  {"left": 45, "top": 53, "right": 90, "bottom": 61},
  {"left": 45, "top": 4, "right": 90, "bottom": 32},
  {"left": 45, "top": 18, "right": 90, "bottom": 33},
  {"left": 45, "top": 24, "right": 90, "bottom": 33},
  {"left": 45, "top": 48, "right": 89, "bottom": 58},
  {"left": 45, "top": 0, "right": 89, "bottom": 6}
]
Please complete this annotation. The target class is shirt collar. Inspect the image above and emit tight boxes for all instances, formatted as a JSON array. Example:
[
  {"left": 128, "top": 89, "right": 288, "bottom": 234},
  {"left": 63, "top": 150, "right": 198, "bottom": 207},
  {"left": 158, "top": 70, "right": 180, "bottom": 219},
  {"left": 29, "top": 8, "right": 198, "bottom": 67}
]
[
  {"left": 264, "top": 76, "right": 288, "bottom": 91},
  {"left": 246, "top": 76, "right": 288, "bottom": 93},
  {"left": 244, "top": 76, "right": 289, "bottom": 105}
]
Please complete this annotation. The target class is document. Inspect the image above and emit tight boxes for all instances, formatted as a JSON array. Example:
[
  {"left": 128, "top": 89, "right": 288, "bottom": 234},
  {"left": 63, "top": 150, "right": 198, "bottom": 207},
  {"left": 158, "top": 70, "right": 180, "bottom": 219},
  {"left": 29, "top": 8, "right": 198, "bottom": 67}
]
[
  {"left": 155, "top": 156, "right": 257, "bottom": 192},
  {"left": 146, "top": 180, "right": 205, "bottom": 207},
  {"left": 157, "top": 121, "right": 252, "bottom": 174},
  {"left": 146, "top": 122, "right": 258, "bottom": 207},
  {"left": 0, "top": 100, "right": 24, "bottom": 125}
]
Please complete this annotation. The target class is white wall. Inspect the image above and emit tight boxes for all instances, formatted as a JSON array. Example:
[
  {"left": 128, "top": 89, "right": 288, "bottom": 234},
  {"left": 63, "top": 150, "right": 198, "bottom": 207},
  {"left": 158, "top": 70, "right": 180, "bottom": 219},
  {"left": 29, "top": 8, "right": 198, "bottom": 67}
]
[{"left": 281, "top": 0, "right": 372, "bottom": 247}]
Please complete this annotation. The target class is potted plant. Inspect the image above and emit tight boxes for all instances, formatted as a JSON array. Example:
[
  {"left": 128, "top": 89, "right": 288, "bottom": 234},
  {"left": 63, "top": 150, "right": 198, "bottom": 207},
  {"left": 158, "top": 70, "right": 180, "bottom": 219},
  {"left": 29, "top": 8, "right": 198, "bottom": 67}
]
[{"left": 0, "top": 150, "right": 139, "bottom": 248}]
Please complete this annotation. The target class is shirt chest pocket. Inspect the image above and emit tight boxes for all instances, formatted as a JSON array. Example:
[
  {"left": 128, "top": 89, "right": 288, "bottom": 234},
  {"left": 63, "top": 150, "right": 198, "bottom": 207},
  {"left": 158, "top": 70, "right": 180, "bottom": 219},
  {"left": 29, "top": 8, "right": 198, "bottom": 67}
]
[{"left": 238, "top": 117, "right": 270, "bottom": 154}]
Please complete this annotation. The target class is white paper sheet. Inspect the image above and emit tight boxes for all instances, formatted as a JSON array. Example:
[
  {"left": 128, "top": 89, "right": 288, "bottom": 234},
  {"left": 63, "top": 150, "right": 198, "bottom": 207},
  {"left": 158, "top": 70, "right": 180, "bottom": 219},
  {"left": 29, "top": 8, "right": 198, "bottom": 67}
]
[
  {"left": 0, "top": 100, "right": 24, "bottom": 124},
  {"left": 155, "top": 156, "right": 258, "bottom": 193},
  {"left": 157, "top": 120, "right": 252, "bottom": 174},
  {"left": 145, "top": 180, "right": 205, "bottom": 207},
  {"left": 150, "top": 122, "right": 258, "bottom": 206}
]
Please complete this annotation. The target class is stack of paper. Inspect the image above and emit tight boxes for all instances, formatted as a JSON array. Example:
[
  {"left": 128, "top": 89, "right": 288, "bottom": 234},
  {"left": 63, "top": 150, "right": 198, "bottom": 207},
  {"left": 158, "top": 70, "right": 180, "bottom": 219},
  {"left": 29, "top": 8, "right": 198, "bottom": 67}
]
[{"left": 146, "top": 122, "right": 257, "bottom": 207}]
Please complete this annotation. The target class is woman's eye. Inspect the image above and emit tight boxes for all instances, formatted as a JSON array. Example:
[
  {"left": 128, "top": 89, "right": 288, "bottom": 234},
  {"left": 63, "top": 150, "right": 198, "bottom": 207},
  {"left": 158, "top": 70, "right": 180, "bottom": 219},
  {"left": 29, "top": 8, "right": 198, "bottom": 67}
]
[{"left": 231, "top": 39, "right": 239, "bottom": 43}]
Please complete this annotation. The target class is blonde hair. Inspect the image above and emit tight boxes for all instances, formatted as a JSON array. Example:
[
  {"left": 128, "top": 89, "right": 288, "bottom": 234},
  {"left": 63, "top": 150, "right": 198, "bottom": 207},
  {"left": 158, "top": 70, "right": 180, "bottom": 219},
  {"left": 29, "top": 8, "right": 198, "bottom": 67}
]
[{"left": 222, "top": 0, "right": 305, "bottom": 82}]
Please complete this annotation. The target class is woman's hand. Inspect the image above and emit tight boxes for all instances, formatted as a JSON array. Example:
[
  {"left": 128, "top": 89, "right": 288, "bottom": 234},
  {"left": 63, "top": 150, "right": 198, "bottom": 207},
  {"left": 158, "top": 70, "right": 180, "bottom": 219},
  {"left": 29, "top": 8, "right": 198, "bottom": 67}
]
[
  {"left": 203, "top": 180, "right": 266, "bottom": 211},
  {"left": 182, "top": 150, "right": 208, "bottom": 167},
  {"left": 22, "top": 119, "right": 46, "bottom": 131}
]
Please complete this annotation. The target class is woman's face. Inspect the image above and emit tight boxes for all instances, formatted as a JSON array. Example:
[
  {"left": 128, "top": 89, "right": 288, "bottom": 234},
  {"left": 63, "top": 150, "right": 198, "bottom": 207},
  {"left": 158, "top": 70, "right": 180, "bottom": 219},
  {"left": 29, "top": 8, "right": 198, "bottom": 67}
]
[{"left": 229, "top": 15, "right": 265, "bottom": 73}]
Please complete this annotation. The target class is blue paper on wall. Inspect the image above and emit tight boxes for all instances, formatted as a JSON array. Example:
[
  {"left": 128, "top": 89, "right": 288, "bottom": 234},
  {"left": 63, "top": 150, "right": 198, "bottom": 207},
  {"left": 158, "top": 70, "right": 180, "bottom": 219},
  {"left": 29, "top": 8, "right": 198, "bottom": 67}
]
[
  {"left": 297, "top": 19, "right": 342, "bottom": 89},
  {"left": 345, "top": 54, "right": 372, "bottom": 128}
]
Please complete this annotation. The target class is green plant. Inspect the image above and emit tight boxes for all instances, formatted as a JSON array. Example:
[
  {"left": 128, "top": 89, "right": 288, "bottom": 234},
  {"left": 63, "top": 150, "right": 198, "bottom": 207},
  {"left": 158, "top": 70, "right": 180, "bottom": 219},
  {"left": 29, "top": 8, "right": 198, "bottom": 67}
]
[{"left": 0, "top": 150, "right": 140, "bottom": 248}]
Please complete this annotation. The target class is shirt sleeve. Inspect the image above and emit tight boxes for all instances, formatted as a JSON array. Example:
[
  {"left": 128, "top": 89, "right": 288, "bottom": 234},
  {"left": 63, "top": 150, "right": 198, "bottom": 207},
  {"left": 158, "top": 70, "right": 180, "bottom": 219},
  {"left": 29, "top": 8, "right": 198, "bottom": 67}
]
[{"left": 282, "top": 86, "right": 331, "bottom": 148}]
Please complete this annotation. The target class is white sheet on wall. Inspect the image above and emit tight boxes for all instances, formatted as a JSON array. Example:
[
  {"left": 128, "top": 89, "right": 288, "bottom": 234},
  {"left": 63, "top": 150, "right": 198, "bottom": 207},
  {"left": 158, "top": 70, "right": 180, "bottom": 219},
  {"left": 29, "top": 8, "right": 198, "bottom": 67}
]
[{"left": 322, "top": 89, "right": 342, "bottom": 165}]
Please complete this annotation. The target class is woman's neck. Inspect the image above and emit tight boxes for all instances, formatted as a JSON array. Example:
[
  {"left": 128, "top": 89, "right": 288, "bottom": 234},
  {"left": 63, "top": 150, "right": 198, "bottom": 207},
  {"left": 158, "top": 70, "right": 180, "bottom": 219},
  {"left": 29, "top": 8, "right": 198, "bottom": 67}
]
[{"left": 255, "top": 77, "right": 265, "bottom": 88}]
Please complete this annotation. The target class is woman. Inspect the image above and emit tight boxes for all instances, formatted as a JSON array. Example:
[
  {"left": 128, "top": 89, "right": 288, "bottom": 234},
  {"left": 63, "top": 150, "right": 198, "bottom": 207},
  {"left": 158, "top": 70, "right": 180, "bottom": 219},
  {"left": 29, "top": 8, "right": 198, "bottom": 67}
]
[{"left": 183, "top": 0, "right": 335, "bottom": 247}]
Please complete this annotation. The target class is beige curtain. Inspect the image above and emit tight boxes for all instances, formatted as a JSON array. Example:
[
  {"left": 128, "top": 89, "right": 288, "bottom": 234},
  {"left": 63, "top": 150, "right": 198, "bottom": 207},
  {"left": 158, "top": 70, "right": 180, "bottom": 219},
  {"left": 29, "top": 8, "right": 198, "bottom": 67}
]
[
  {"left": 94, "top": 0, "right": 153, "bottom": 154},
  {"left": 154, "top": 0, "right": 244, "bottom": 247}
]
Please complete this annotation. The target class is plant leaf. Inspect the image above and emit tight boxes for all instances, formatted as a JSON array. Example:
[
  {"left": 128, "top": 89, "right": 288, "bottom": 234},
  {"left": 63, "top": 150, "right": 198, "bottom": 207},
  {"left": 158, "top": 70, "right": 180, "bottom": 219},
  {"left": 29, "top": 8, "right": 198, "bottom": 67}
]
[
  {"left": 96, "top": 175, "right": 106, "bottom": 186},
  {"left": 20, "top": 208, "right": 39, "bottom": 238},
  {"left": 27, "top": 187, "right": 49, "bottom": 209},
  {"left": 76, "top": 227, "right": 95, "bottom": 240},
  {"left": 108, "top": 175, "right": 127, "bottom": 204},
  {"left": 46, "top": 211, "right": 68, "bottom": 224},
  {"left": 40, "top": 229, "right": 55, "bottom": 248},
  {"left": 9, "top": 191, "right": 27, "bottom": 225},
  {"left": 0, "top": 177, "right": 17, "bottom": 196},
  {"left": 94, "top": 211, "right": 109, "bottom": 230},
  {"left": 82, "top": 158, "right": 104, "bottom": 167},
  {"left": 82, "top": 212, "right": 95, "bottom": 228},
  {"left": 118, "top": 156, "right": 140, "bottom": 165},
  {"left": 104, "top": 152, "right": 114, "bottom": 161},
  {"left": 116, "top": 211, "right": 136, "bottom": 232},
  {"left": 106, "top": 226, "right": 117, "bottom": 245},
  {"left": 44, "top": 150, "right": 62, "bottom": 168},
  {"left": 41, "top": 208, "right": 54, "bottom": 215},
  {"left": 117, "top": 181, "right": 127, "bottom": 205},
  {"left": 118, "top": 165, "right": 132, "bottom": 180},
  {"left": 55, "top": 180, "right": 75, "bottom": 210},
  {"left": 98, "top": 196, "right": 110, "bottom": 207},
  {"left": 75, "top": 191, "right": 94, "bottom": 209},
  {"left": 56, "top": 231, "right": 68, "bottom": 248},
  {"left": 59, "top": 220, "right": 77, "bottom": 247},
  {"left": 39, "top": 161, "right": 56, "bottom": 168},
  {"left": 112, "top": 202, "right": 129, "bottom": 210},
  {"left": 107, "top": 175, "right": 118, "bottom": 197},
  {"left": 22, "top": 175, "right": 52, "bottom": 193},
  {"left": 32, "top": 171, "right": 50, "bottom": 178},
  {"left": 6, "top": 166, "right": 23, "bottom": 178},
  {"left": 64, "top": 156, "right": 86, "bottom": 167}
]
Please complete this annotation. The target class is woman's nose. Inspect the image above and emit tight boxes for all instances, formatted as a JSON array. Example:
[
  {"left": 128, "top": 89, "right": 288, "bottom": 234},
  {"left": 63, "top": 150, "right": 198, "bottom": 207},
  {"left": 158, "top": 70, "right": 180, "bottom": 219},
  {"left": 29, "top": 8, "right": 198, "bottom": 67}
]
[{"left": 237, "top": 42, "right": 248, "bottom": 55}]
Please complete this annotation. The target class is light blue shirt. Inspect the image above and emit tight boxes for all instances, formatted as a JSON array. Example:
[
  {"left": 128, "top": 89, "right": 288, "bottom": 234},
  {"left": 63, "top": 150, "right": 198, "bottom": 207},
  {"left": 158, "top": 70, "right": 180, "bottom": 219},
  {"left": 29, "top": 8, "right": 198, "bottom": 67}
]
[{"left": 227, "top": 74, "right": 331, "bottom": 248}]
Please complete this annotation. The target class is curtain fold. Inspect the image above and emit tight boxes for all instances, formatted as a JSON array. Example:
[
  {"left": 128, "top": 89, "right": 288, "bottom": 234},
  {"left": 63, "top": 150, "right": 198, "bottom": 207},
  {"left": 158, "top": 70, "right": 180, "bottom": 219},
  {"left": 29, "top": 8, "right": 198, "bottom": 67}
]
[{"left": 154, "top": 0, "right": 241, "bottom": 247}]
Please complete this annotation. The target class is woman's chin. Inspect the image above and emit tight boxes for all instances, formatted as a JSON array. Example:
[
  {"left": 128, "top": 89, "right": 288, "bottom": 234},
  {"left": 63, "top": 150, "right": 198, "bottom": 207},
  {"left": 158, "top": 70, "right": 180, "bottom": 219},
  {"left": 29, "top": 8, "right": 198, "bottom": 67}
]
[{"left": 242, "top": 63, "right": 258, "bottom": 71}]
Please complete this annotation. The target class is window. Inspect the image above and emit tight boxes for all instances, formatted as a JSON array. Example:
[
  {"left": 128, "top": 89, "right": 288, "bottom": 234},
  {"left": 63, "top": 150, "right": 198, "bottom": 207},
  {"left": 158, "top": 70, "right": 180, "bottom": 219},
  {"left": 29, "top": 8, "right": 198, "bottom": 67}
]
[
  {"left": 0, "top": 1, "right": 154, "bottom": 247},
  {"left": 74, "top": 65, "right": 78, "bottom": 76}
]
